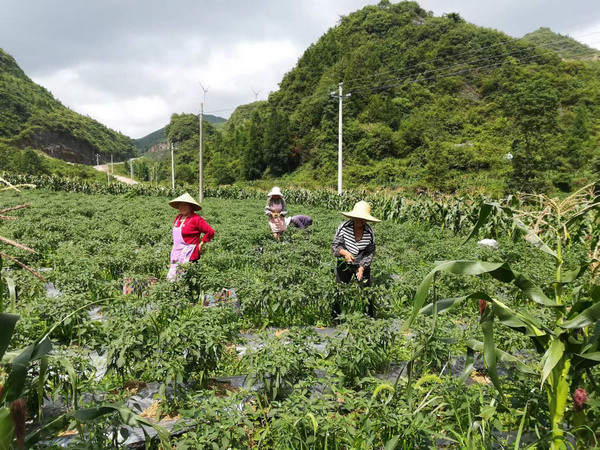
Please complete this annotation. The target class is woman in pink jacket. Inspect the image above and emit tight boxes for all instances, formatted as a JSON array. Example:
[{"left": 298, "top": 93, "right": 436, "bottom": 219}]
[{"left": 167, "top": 193, "right": 214, "bottom": 281}]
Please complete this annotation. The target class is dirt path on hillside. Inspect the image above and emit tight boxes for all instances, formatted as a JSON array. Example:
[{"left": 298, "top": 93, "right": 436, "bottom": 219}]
[{"left": 93, "top": 164, "right": 139, "bottom": 185}]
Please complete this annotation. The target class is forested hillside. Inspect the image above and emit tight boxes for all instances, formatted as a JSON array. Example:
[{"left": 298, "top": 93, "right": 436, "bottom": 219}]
[
  {"left": 0, "top": 48, "right": 136, "bottom": 165},
  {"left": 134, "top": 114, "right": 226, "bottom": 154},
  {"left": 164, "top": 0, "right": 600, "bottom": 194},
  {"left": 523, "top": 27, "right": 600, "bottom": 60}
]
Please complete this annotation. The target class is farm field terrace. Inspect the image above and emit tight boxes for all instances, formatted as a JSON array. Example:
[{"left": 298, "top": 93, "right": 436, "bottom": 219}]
[{"left": 0, "top": 188, "right": 596, "bottom": 448}]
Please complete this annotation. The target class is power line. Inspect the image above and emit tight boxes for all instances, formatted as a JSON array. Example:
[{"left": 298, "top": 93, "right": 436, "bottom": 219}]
[
  {"left": 341, "top": 28, "right": 600, "bottom": 89},
  {"left": 346, "top": 39, "right": 600, "bottom": 96},
  {"left": 346, "top": 47, "right": 600, "bottom": 96},
  {"left": 266, "top": 32, "right": 600, "bottom": 109},
  {"left": 206, "top": 30, "right": 599, "bottom": 118}
]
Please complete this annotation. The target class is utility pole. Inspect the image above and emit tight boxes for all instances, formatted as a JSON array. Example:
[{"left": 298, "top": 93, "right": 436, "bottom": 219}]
[
  {"left": 331, "top": 82, "right": 351, "bottom": 195},
  {"left": 199, "top": 103, "right": 204, "bottom": 202},
  {"left": 170, "top": 142, "right": 175, "bottom": 190},
  {"left": 96, "top": 154, "right": 99, "bottom": 166},
  {"left": 130, "top": 159, "right": 134, "bottom": 181},
  {"left": 110, "top": 154, "right": 114, "bottom": 175}
]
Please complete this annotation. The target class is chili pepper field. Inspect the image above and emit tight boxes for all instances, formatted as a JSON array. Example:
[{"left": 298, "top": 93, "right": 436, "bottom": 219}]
[{"left": 0, "top": 186, "right": 599, "bottom": 448}]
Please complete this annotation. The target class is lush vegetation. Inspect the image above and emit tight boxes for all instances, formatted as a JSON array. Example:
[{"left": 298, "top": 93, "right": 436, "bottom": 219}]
[
  {"left": 0, "top": 145, "right": 107, "bottom": 182},
  {"left": 133, "top": 127, "right": 167, "bottom": 153},
  {"left": 0, "top": 49, "right": 136, "bottom": 163},
  {"left": 133, "top": 114, "right": 227, "bottom": 155},
  {"left": 522, "top": 28, "right": 600, "bottom": 61},
  {"left": 2, "top": 1, "right": 599, "bottom": 196},
  {"left": 153, "top": 1, "right": 600, "bottom": 196},
  {"left": 0, "top": 183, "right": 598, "bottom": 448}
]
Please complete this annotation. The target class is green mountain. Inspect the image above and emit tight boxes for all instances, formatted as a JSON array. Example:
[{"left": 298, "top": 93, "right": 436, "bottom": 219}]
[
  {"left": 178, "top": 0, "right": 598, "bottom": 194},
  {"left": 204, "top": 114, "right": 227, "bottom": 126},
  {"left": 0, "top": 48, "right": 136, "bottom": 165},
  {"left": 134, "top": 114, "right": 226, "bottom": 154},
  {"left": 226, "top": 101, "right": 267, "bottom": 129},
  {"left": 133, "top": 127, "right": 167, "bottom": 153},
  {"left": 522, "top": 27, "right": 600, "bottom": 61}
]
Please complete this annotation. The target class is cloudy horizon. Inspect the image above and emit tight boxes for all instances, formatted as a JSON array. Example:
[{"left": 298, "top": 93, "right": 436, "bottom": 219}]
[{"left": 2, "top": 0, "right": 599, "bottom": 139}]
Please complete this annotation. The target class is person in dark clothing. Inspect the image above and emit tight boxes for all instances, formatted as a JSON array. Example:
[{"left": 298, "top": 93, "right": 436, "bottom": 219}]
[
  {"left": 285, "top": 215, "right": 313, "bottom": 229},
  {"left": 331, "top": 201, "right": 380, "bottom": 318}
]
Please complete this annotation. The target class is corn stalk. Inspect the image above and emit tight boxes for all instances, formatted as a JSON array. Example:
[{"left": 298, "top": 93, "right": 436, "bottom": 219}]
[{"left": 405, "top": 185, "right": 600, "bottom": 449}]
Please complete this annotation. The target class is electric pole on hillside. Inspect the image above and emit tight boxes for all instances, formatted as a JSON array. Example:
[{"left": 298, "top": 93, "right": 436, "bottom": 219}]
[
  {"left": 130, "top": 160, "right": 134, "bottom": 182},
  {"left": 110, "top": 154, "right": 114, "bottom": 175},
  {"left": 199, "top": 102, "right": 204, "bottom": 202},
  {"left": 251, "top": 87, "right": 260, "bottom": 102},
  {"left": 331, "top": 82, "right": 351, "bottom": 195},
  {"left": 96, "top": 154, "right": 99, "bottom": 166}
]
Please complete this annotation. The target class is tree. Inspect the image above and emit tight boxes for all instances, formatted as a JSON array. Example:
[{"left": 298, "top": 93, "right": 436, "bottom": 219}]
[
  {"left": 504, "top": 78, "right": 559, "bottom": 192},
  {"left": 263, "top": 110, "right": 292, "bottom": 176},
  {"left": 243, "top": 112, "right": 266, "bottom": 180}
]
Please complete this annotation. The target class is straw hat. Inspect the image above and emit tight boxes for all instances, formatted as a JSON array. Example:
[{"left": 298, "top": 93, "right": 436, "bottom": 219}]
[
  {"left": 168, "top": 192, "right": 202, "bottom": 211},
  {"left": 267, "top": 186, "right": 283, "bottom": 197},
  {"left": 341, "top": 201, "right": 381, "bottom": 222}
]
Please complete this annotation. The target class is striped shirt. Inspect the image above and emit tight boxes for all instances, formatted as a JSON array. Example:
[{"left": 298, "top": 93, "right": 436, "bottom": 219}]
[{"left": 331, "top": 220, "right": 375, "bottom": 267}]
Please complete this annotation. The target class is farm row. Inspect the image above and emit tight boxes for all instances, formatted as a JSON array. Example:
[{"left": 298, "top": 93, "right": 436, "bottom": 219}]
[{"left": 0, "top": 185, "right": 598, "bottom": 448}]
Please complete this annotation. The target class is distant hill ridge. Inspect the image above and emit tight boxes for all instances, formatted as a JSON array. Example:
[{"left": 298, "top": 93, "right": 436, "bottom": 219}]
[
  {"left": 522, "top": 27, "right": 600, "bottom": 60},
  {"left": 0, "top": 48, "right": 136, "bottom": 164},
  {"left": 133, "top": 114, "right": 226, "bottom": 153}
]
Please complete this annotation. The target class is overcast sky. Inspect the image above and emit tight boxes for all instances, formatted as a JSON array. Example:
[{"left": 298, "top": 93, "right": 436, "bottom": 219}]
[{"left": 1, "top": 0, "right": 599, "bottom": 139}]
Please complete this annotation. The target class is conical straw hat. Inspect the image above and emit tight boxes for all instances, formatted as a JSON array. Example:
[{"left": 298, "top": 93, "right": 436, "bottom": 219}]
[
  {"left": 168, "top": 192, "right": 202, "bottom": 211},
  {"left": 267, "top": 186, "right": 283, "bottom": 197},
  {"left": 341, "top": 201, "right": 380, "bottom": 222}
]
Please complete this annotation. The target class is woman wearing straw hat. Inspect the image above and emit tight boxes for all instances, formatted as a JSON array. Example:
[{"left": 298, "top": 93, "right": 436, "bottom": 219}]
[
  {"left": 331, "top": 201, "right": 380, "bottom": 315},
  {"left": 265, "top": 187, "right": 288, "bottom": 241},
  {"left": 167, "top": 192, "right": 214, "bottom": 281}
]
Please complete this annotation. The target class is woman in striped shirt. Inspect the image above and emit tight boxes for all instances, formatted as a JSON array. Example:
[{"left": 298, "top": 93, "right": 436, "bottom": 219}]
[{"left": 331, "top": 201, "right": 381, "bottom": 287}]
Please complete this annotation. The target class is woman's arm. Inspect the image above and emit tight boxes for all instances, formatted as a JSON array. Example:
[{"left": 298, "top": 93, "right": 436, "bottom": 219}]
[
  {"left": 199, "top": 219, "right": 215, "bottom": 243},
  {"left": 265, "top": 200, "right": 273, "bottom": 215},
  {"left": 331, "top": 234, "right": 345, "bottom": 257},
  {"left": 332, "top": 223, "right": 355, "bottom": 263}
]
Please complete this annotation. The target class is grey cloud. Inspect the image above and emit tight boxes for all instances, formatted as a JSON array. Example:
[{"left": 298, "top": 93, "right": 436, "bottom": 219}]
[{"left": 2, "top": 0, "right": 598, "bottom": 137}]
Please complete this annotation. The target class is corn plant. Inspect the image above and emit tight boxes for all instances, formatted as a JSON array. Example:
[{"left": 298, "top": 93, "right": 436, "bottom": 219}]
[{"left": 403, "top": 185, "right": 600, "bottom": 449}]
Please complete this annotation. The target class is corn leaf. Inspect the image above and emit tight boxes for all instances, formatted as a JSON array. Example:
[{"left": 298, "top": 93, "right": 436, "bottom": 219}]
[
  {"left": 513, "top": 219, "right": 558, "bottom": 259},
  {"left": 481, "top": 311, "right": 503, "bottom": 395},
  {"left": 458, "top": 346, "right": 475, "bottom": 383},
  {"left": 560, "top": 302, "right": 600, "bottom": 329},
  {"left": 0, "top": 313, "right": 19, "bottom": 362},
  {"left": 540, "top": 338, "right": 565, "bottom": 388},
  {"left": 4, "top": 277, "right": 16, "bottom": 313},
  {"left": 403, "top": 260, "right": 557, "bottom": 332},
  {"left": 4, "top": 337, "right": 53, "bottom": 402},
  {"left": 565, "top": 200, "right": 600, "bottom": 227},
  {"left": 465, "top": 339, "right": 536, "bottom": 375},
  {"left": 462, "top": 202, "right": 512, "bottom": 245},
  {"left": 72, "top": 404, "right": 170, "bottom": 448},
  {"left": 0, "top": 408, "right": 14, "bottom": 450},
  {"left": 575, "top": 352, "right": 600, "bottom": 362}
]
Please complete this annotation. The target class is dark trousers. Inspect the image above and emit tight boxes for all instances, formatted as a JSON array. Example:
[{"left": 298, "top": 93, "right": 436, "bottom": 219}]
[
  {"left": 335, "top": 260, "right": 371, "bottom": 286},
  {"left": 334, "top": 260, "right": 374, "bottom": 318}
]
